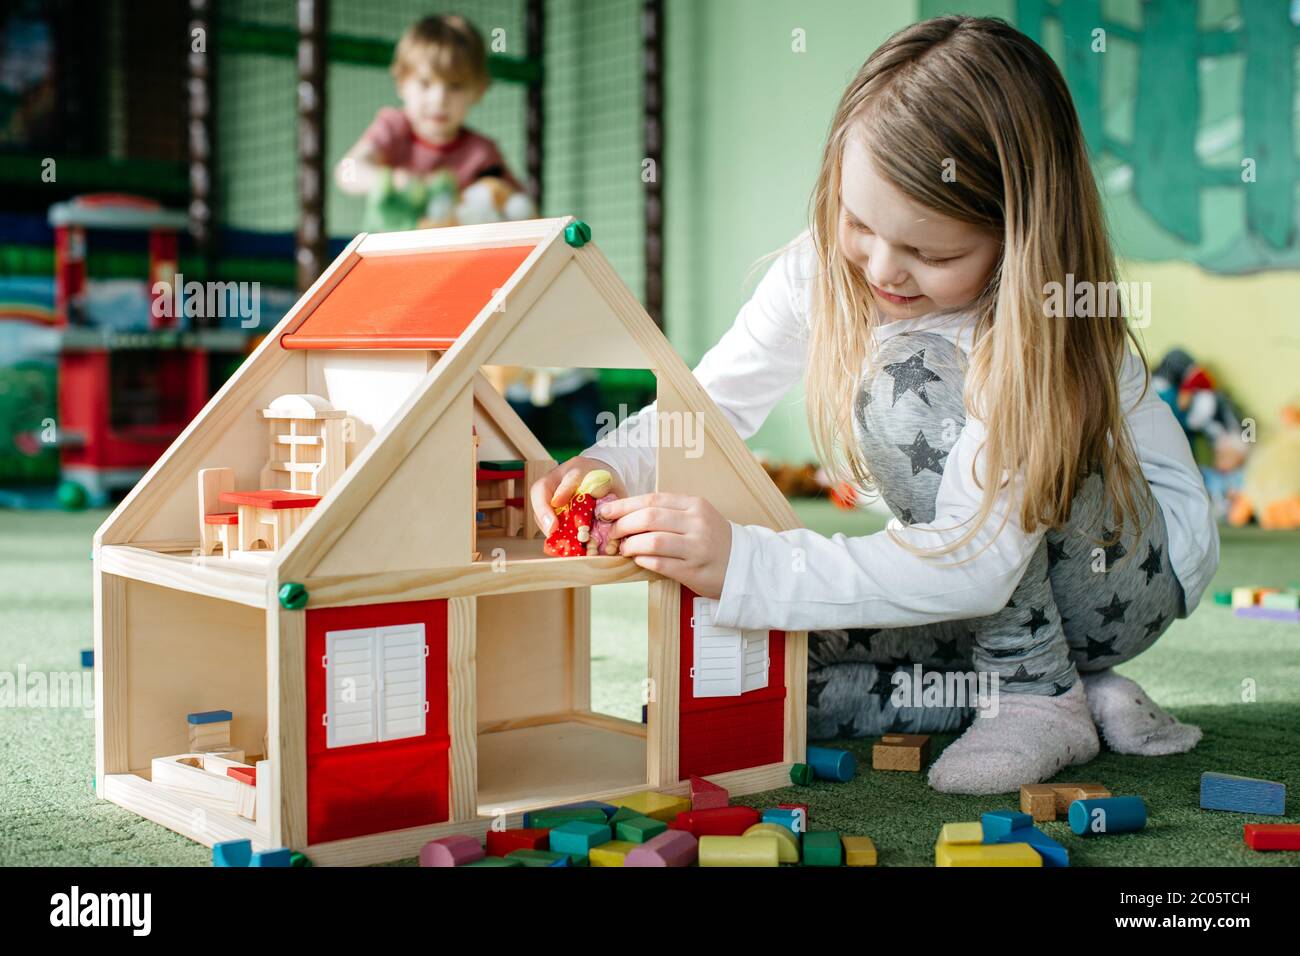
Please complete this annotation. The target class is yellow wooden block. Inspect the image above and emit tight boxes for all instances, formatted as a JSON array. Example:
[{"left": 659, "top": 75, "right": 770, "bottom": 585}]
[
  {"left": 607, "top": 790, "right": 692, "bottom": 823},
  {"left": 699, "top": 835, "right": 780, "bottom": 867},
  {"left": 842, "top": 835, "right": 877, "bottom": 867},
  {"left": 588, "top": 840, "right": 637, "bottom": 867},
  {"left": 743, "top": 823, "right": 800, "bottom": 863},
  {"left": 1232, "top": 586, "right": 1255, "bottom": 609},
  {"left": 939, "top": 822, "right": 983, "bottom": 845},
  {"left": 935, "top": 841, "right": 1041, "bottom": 867}
]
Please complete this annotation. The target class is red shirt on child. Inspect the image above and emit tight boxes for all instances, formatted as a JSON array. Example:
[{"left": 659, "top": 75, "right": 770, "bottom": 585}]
[{"left": 363, "top": 107, "right": 522, "bottom": 190}]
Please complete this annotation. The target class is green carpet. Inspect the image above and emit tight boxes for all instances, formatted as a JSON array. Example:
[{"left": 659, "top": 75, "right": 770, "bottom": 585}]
[{"left": 2, "top": 503, "right": 1297, "bottom": 866}]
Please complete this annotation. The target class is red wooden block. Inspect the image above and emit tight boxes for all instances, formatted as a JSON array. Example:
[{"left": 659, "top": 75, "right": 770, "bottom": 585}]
[
  {"left": 779, "top": 802, "right": 810, "bottom": 819},
  {"left": 226, "top": 766, "right": 256, "bottom": 786},
  {"left": 669, "top": 806, "right": 761, "bottom": 837},
  {"left": 689, "top": 775, "right": 730, "bottom": 811},
  {"left": 1244, "top": 824, "right": 1300, "bottom": 851},
  {"left": 485, "top": 828, "right": 550, "bottom": 857}
]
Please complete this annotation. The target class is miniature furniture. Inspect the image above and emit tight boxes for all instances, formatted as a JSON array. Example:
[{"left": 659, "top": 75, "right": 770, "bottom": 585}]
[
  {"left": 259, "top": 394, "right": 347, "bottom": 496},
  {"left": 219, "top": 489, "right": 321, "bottom": 553},
  {"left": 476, "top": 461, "right": 527, "bottom": 540},
  {"left": 91, "top": 217, "right": 807, "bottom": 866},
  {"left": 197, "top": 467, "right": 239, "bottom": 557}
]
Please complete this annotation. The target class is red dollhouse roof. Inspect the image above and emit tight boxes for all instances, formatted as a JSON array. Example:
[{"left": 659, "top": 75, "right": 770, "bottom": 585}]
[{"left": 280, "top": 244, "right": 536, "bottom": 350}]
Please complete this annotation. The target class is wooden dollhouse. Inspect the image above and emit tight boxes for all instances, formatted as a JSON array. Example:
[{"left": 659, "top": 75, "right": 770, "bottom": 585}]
[{"left": 92, "top": 217, "right": 807, "bottom": 866}]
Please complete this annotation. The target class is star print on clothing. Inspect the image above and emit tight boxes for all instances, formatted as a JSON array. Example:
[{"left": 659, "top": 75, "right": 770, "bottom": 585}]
[
  {"left": 1083, "top": 634, "right": 1118, "bottom": 660},
  {"left": 868, "top": 666, "right": 898, "bottom": 708},
  {"left": 931, "top": 637, "right": 964, "bottom": 663},
  {"left": 1023, "top": 606, "right": 1051, "bottom": 636},
  {"left": 1143, "top": 615, "right": 1165, "bottom": 638},
  {"left": 837, "top": 720, "right": 858, "bottom": 738},
  {"left": 1139, "top": 543, "right": 1163, "bottom": 584},
  {"left": 1003, "top": 664, "right": 1045, "bottom": 683},
  {"left": 1100, "top": 529, "right": 1127, "bottom": 567},
  {"left": 985, "top": 646, "right": 1025, "bottom": 658},
  {"left": 896, "top": 430, "right": 948, "bottom": 476},
  {"left": 1050, "top": 682, "right": 1072, "bottom": 696},
  {"left": 847, "top": 629, "right": 879, "bottom": 653},
  {"left": 1095, "top": 592, "right": 1131, "bottom": 626},
  {"left": 883, "top": 349, "right": 942, "bottom": 406},
  {"left": 896, "top": 507, "right": 915, "bottom": 525},
  {"left": 808, "top": 675, "right": 830, "bottom": 708},
  {"left": 1047, "top": 539, "right": 1070, "bottom": 566}
]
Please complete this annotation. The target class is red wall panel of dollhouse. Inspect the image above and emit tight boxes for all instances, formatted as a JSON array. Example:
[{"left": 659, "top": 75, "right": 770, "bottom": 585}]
[
  {"left": 677, "top": 584, "right": 786, "bottom": 778},
  {"left": 305, "top": 599, "right": 451, "bottom": 844}
]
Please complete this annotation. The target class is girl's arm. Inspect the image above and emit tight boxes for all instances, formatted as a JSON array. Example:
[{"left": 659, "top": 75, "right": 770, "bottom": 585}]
[
  {"left": 710, "top": 418, "right": 1043, "bottom": 631},
  {"left": 581, "top": 234, "right": 815, "bottom": 495}
]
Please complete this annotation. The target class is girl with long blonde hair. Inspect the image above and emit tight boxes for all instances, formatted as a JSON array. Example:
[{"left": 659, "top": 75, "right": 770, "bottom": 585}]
[{"left": 533, "top": 16, "right": 1216, "bottom": 793}]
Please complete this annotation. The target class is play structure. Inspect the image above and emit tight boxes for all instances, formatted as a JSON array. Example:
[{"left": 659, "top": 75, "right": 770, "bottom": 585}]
[{"left": 92, "top": 217, "right": 807, "bottom": 866}]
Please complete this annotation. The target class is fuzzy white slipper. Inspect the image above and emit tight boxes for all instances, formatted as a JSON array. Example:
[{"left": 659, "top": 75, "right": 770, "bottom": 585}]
[
  {"left": 1081, "top": 668, "right": 1202, "bottom": 756},
  {"left": 927, "top": 680, "right": 1099, "bottom": 795}
]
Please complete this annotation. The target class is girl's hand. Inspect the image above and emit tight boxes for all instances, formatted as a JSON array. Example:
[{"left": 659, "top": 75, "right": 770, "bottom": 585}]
[
  {"left": 599, "top": 493, "right": 733, "bottom": 599},
  {"left": 530, "top": 456, "right": 628, "bottom": 536}
]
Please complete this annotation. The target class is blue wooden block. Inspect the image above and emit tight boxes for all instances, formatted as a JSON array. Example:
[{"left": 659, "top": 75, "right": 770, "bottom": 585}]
[
  {"left": 547, "top": 821, "right": 612, "bottom": 861},
  {"left": 80, "top": 649, "right": 94, "bottom": 668},
  {"left": 981, "top": 810, "right": 1032, "bottom": 842},
  {"left": 806, "top": 745, "right": 856, "bottom": 782},
  {"left": 250, "top": 848, "right": 292, "bottom": 867},
  {"left": 994, "top": 826, "right": 1069, "bottom": 866},
  {"left": 523, "top": 800, "right": 617, "bottom": 827},
  {"left": 761, "top": 808, "right": 806, "bottom": 834},
  {"left": 212, "top": 839, "right": 252, "bottom": 867},
  {"left": 1068, "top": 796, "right": 1148, "bottom": 836},
  {"left": 1200, "top": 772, "right": 1286, "bottom": 816},
  {"left": 187, "top": 709, "right": 233, "bottom": 725}
]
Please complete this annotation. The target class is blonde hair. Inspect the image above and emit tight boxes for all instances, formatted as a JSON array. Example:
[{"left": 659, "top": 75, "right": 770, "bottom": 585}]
[
  {"left": 806, "top": 15, "right": 1149, "bottom": 552},
  {"left": 392, "top": 14, "right": 489, "bottom": 89}
]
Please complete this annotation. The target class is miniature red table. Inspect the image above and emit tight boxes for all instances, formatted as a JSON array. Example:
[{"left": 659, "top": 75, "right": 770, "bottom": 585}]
[{"left": 219, "top": 489, "right": 321, "bottom": 553}]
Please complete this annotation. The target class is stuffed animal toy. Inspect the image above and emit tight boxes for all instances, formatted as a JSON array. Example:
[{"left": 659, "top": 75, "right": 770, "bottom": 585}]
[
  {"left": 421, "top": 174, "right": 536, "bottom": 229},
  {"left": 1152, "top": 348, "right": 1249, "bottom": 473},
  {"left": 1228, "top": 406, "right": 1300, "bottom": 530},
  {"left": 544, "top": 469, "right": 620, "bottom": 557}
]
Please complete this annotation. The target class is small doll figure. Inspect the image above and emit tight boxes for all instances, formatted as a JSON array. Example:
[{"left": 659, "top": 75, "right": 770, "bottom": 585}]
[{"left": 544, "top": 469, "right": 620, "bottom": 557}]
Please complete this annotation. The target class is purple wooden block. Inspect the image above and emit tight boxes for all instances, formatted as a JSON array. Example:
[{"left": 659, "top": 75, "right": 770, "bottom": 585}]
[
  {"left": 1235, "top": 607, "right": 1300, "bottom": 623},
  {"left": 624, "top": 829, "right": 698, "bottom": 867},
  {"left": 419, "top": 834, "right": 484, "bottom": 867}
]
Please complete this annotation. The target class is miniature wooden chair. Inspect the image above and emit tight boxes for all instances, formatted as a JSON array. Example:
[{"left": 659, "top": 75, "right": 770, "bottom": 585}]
[
  {"left": 197, "top": 467, "right": 239, "bottom": 557},
  {"left": 259, "top": 394, "right": 347, "bottom": 497}
]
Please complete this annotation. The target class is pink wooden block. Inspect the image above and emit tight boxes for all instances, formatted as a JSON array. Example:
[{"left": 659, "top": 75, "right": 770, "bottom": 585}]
[
  {"left": 689, "top": 775, "right": 730, "bottom": 811},
  {"left": 624, "top": 829, "right": 699, "bottom": 867},
  {"left": 419, "top": 834, "right": 484, "bottom": 867}
]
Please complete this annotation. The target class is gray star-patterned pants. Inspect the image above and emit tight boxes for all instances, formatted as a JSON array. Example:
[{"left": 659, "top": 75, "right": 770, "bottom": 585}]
[{"left": 807, "top": 331, "right": 1185, "bottom": 740}]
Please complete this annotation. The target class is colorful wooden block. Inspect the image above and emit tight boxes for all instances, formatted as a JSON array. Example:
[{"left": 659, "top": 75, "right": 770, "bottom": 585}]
[
  {"left": 699, "top": 835, "right": 780, "bottom": 867},
  {"left": 789, "top": 763, "right": 814, "bottom": 785},
  {"left": 547, "top": 820, "right": 611, "bottom": 862},
  {"left": 842, "top": 835, "right": 877, "bottom": 867},
  {"left": 607, "top": 806, "right": 643, "bottom": 828},
  {"left": 80, "top": 649, "right": 94, "bottom": 668},
  {"left": 872, "top": 734, "right": 930, "bottom": 772},
  {"left": 1243, "top": 824, "right": 1300, "bottom": 851},
  {"left": 689, "top": 775, "right": 730, "bottom": 810},
  {"left": 419, "top": 834, "right": 484, "bottom": 867},
  {"left": 981, "top": 810, "right": 1032, "bottom": 842},
  {"left": 589, "top": 840, "right": 638, "bottom": 867},
  {"left": 744, "top": 823, "right": 801, "bottom": 863},
  {"left": 670, "top": 806, "right": 762, "bottom": 837},
  {"left": 939, "top": 822, "right": 983, "bottom": 845},
  {"left": 1231, "top": 586, "right": 1256, "bottom": 609},
  {"left": 226, "top": 766, "right": 257, "bottom": 787},
  {"left": 992, "top": 826, "right": 1069, "bottom": 867},
  {"left": 212, "top": 839, "right": 252, "bottom": 867},
  {"left": 761, "top": 807, "right": 806, "bottom": 834},
  {"left": 250, "top": 848, "right": 292, "bottom": 867},
  {"left": 1020, "top": 782, "right": 1110, "bottom": 821},
  {"left": 803, "top": 830, "right": 843, "bottom": 867},
  {"left": 608, "top": 790, "right": 691, "bottom": 822},
  {"left": 1260, "top": 591, "right": 1300, "bottom": 611},
  {"left": 1235, "top": 606, "right": 1300, "bottom": 623},
  {"left": 485, "top": 827, "right": 549, "bottom": 857},
  {"left": 935, "top": 842, "right": 1042, "bottom": 867},
  {"left": 1200, "top": 772, "right": 1286, "bottom": 815},
  {"left": 624, "top": 830, "right": 699, "bottom": 867},
  {"left": 507, "top": 849, "right": 571, "bottom": 867},
  {"left": 1069, "top": 796, "right": 1148, "bottom": 836},
  {"left": 807, "top": 745, "right": 857, "bottom": 781},
  {"left": 524, "top": 807, "right": 609, "bottom": 830},
  {"left": 615, "top": 815, "right": 668, "bottom": 843},
  {"left": 187, "top": 709, "right": 234, "bottom": 725}
]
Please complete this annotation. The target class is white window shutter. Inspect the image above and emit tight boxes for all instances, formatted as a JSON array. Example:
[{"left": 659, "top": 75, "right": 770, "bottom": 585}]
[
  {"left": 741, "top": 630, "right": 770, "bottom": 693},
  {"left": 691, "top": 597, "right": 742, "bottom": 698},
  {"left": 377, "top": 623, "right": 427, "bottom": 742},
  {"left": 325, "top": 628, "right": 377, "bottom": 749}
]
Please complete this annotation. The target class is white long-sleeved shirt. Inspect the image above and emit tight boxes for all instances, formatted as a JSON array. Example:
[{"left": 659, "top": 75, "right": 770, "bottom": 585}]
[{"left": 584, "top": 232, "right": 1219, "bottom": 633}]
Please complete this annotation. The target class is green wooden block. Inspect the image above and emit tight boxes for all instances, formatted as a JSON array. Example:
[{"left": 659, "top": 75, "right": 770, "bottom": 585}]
[
  {"left": 1261, "top": 591, "right": 1300, "bottom": 611},
  {"left": 608, "top": 806, "right": 642, "bottom": 828},
  {"left": 803, "top": 830, "right": 843, "bottom": 867},
  {"left": 790, "top": 763, "right": 814, "bottom": 785},
  {"left": 1213, "top": 590, "right": 1232, "bottom": 606},
  {"left": 615, "top": 814, "right": 668, "bottom": 843},
  {"left": 526, "top": 808, "right": 609, "bottom": 830},
  {"left": 507, "top": 849, "right": 570, "bottom": 867},
  {"left": 480, "top": 459, "right": 525, "bottom": 471},
  {"left": 463, "top": 856, "right": 523, "bottom": 867}
]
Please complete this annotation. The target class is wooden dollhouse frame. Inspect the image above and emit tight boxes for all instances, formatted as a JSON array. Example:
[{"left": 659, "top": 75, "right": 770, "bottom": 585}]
[{"left": 92, "top": 217, "right": 806, "bottom": 866}]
